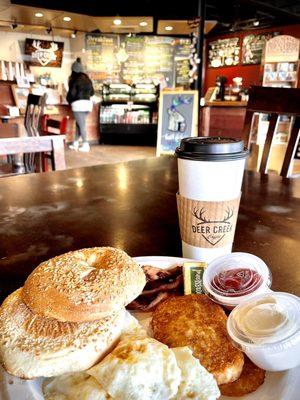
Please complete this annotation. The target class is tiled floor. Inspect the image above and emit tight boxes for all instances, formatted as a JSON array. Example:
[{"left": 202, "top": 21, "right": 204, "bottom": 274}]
[{"left": 65, "top": 144, "right": 156, "bottom": 169}]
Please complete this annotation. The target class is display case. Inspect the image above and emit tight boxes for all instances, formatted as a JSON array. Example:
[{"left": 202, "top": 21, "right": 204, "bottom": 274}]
[{"left": 100, "top": 83, "right": 159, "bottom": 144}]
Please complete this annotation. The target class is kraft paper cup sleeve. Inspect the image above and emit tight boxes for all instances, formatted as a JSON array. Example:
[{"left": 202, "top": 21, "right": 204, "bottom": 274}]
[{"left": 176, "top": 192, "right": 241, "bottom": 249}]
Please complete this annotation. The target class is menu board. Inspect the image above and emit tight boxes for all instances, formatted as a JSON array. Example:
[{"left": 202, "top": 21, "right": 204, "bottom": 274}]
[
  {"left": 174, "top": 58, "right": 190, "bottom": 88},
  {"left": 208, "top": 38, "right": 240, "bottom": 68},
  {"left": 85, "top": 34, "right": 191, "bottom": 90},
  {"left": 123, "top": 36, "right": 144, "bottom": 83},
  {"left": 86, "top": 35, "right": 121, "bottom": 91},
  {"left": 242, "top": 33, "right": 279, "bottom": 65}
]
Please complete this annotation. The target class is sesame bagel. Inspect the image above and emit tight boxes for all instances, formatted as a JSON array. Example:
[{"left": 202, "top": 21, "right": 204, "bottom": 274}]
[
  {"left": 22, "top": 247, "right": 146, "bottom": 322},
  {"left": 0, "top": 289, "right": 125, "bottom": 379}
]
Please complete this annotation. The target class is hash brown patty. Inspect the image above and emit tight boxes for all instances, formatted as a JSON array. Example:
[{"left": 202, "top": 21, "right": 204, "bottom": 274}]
[
  {"left": 219, "top": 356, "right": 265, "bottom": 396},
  {"left": 151, "top": 295, "right": 244, "bottom": 385}
]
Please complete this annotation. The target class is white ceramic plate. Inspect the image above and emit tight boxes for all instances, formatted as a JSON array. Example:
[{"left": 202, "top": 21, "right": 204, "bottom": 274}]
[{"left": 1, "top": 256, "right": 299, "bottom": 400}]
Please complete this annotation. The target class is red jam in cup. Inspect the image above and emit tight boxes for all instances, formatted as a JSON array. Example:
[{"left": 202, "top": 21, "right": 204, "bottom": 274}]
[{"left": 211, "top": 268, "right": 263, "bottom": 297}]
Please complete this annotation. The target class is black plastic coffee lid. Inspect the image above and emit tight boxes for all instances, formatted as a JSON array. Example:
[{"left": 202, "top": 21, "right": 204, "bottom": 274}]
[{"left": 175, "top": 137, "right": 249, "bottom": 161}]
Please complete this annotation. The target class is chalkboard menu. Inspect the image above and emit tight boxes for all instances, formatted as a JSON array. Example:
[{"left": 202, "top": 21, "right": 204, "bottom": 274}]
[
  {"left": 174, "top": 58, "right": 190, "bottom": 88},
  {"left": 86, "top": 34, "right": 191, "bottom": 91},
  {"left": 242, "top": 33, "right": 280, "bottom": 65}
]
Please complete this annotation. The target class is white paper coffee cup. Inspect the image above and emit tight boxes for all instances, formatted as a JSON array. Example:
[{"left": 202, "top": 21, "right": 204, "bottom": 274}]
[{"left": 175, "top": 137, "right": 248, "bottom": 263}]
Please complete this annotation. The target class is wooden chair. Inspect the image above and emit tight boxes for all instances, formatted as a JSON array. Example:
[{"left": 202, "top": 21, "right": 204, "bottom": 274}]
[
  {"left": 40, "top": 114, "right": 69, "bottom": 171},
  {"left": 242, "top": 86, "right": 300, "bottom": 177},
  {"left": 41, "top": 114, "right": 69, "bottom": 135},
  {"left": 23, "top": 93, "right": 46, "bottom": 173},
  {"left": 0, "top": 94, "right": 46, "bottom": 175},
  {"left": 0, "top": 135, "right": 66, "bottom": 177},
  {"left": 1, "top": 94, "right": 67, "bottom": 175}
]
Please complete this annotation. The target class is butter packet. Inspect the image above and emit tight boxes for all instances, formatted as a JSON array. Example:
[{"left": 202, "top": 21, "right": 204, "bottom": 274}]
[{"left": 183, "top": 262, "right": 207, "bottom": 295}]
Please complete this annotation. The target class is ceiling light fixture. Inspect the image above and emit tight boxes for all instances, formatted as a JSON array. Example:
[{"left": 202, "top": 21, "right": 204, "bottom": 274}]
[
  {"left": 113, "top": 18, "right": 122, "bottom": 26},
  {"left": 253, "top": 20, "right": 260, "bottom": 26},
  {"left": 46, "top": 26, "right": 52, "bottom": 34},
  {"left": 71, "top": 30, "right": 77, "bottom": 38},
  {"left": 63, "top": 16, "right": 71, "bottom": 22},
  {"left": 35, "top": 12, "right": 43, "bottom": 18},
  {"left": 11, "top": 21, "right": 18, "bottom": 29},
  {"left": 165, "top": 26, "right": 173, "bottom": 31},
  {"left": 139, "top": 21, "right": 148, "bottom": 27}
]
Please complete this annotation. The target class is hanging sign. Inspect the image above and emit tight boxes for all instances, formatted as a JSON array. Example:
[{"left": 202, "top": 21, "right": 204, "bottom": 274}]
[
  {"left": 25, "top": 39, "right": 64, "bottom": 67},
  {"left": 265, "top": 35, "right": 300, "bottom": 63}
]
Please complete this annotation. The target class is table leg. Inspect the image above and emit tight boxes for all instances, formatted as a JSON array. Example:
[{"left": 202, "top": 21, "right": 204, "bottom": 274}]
[
  {"left": 10, "top": 153, "right": 26, "bottom": 174},
  {"left": 51, "top": 137, "right": 66, "bottom": 170}
]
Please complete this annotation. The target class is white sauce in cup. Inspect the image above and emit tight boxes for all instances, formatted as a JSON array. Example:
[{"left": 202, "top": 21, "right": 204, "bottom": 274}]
[{"left": 227, "top": 292, "right": 300, "bottom": 371}]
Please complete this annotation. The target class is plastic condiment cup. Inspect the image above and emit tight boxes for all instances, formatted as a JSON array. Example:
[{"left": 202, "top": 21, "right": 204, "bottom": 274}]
[
  {"left": 227, "top": 292, "right": 300, "bottom": 371},
  {"left": 203, "top": 252, "right": 272, "bottom": 309}
]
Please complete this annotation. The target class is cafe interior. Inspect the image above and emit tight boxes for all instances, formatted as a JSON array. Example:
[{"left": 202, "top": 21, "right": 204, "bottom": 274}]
[
  {"left": 0, "top": 0, "right": 299, "bottom": 174},
  {"left": 0, "top": 1, "right": 300, "bottom": 399}
]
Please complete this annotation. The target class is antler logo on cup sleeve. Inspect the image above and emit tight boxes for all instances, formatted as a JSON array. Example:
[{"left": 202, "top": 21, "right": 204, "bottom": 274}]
[{"left": 176, "top": 193, "right": 241, "bottom": 249}]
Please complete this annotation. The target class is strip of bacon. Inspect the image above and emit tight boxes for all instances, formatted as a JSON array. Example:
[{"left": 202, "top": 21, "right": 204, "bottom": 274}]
[
  {"left": 127, "top": 265, "right": 183, "bottom": 311},
  {"left": 127, "top": 292, "right": 175, "bottom": 312}
]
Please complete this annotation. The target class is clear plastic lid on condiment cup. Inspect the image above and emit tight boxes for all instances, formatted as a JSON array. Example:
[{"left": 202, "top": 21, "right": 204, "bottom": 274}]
[
  {"left": 227, "top": 292, "right": 300, "bottom": 352},
  {"left": 203, "top": 252, "right": 272, "bottom": 309}
]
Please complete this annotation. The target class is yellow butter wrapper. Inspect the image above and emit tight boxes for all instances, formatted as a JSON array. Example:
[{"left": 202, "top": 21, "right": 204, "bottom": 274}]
[{"left": 183, "top": 262, "right": 207, "bottom": 295}]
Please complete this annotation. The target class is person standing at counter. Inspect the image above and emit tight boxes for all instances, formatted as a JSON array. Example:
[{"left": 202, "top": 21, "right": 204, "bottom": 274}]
[{"left": 67, "top": 58, "right": 94, "bottom": 152}]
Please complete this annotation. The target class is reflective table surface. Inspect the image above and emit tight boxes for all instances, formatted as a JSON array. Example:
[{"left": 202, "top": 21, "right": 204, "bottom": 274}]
[{"left": 0, "top": 156, "right": 299, "bottom": 301}]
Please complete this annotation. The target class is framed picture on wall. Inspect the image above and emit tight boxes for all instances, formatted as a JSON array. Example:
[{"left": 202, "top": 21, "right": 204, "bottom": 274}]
[
  {"left": 16, "top": 76, "right": 30, "bottom": 88},
  {"left": 156, "top": 90, "right": 198, "bottom": 156},
  {"left": 11, "top": 85, "right": 30, "bottom": 114},
  {"left": 242, "top": 32, "right": 280, "bottom": 65},
  {"left": 208, "top": 38, "right": 240, "bottom": 68}
]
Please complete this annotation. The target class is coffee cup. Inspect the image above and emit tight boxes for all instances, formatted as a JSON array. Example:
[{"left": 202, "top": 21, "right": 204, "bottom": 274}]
[{"left": 175, "top": 137, "right": 248, "bottom": 262}]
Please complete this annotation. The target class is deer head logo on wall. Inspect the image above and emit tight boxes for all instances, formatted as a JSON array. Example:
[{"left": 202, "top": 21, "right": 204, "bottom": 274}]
[{"left": 31, "top": 40, "right": 58, "bottom": 66}]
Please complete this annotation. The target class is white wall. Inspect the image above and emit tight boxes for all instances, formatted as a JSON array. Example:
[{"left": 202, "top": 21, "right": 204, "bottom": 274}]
[{"left": 0, "top": 30, "right": 73, "bottom": 85}]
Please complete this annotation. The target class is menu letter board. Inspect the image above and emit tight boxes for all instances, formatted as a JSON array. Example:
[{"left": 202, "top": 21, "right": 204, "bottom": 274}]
[
  {"left": 25, "top": 39, "right": 64, "bottom": 67},
  {"left": 156, "top": 90, "right": 198, "bottom": 156}
]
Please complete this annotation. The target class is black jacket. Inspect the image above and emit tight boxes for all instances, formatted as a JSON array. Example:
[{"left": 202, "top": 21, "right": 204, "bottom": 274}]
[{"left": 66, "top": 72, "right": 94, "bottom": 104}]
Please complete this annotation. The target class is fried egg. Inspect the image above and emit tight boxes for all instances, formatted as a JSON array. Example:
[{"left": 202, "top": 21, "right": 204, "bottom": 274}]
[
  {"left": 171, "top": 347, "right": 220, "bottom": 400},
  {"left": 88, "top": 334, "right": 181, "bottom": 400}
]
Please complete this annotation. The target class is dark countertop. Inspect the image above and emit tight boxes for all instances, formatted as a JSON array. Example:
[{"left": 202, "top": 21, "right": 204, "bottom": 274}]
[{"left": 0, "top": 156, "right": 299, "bottom": 301}]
